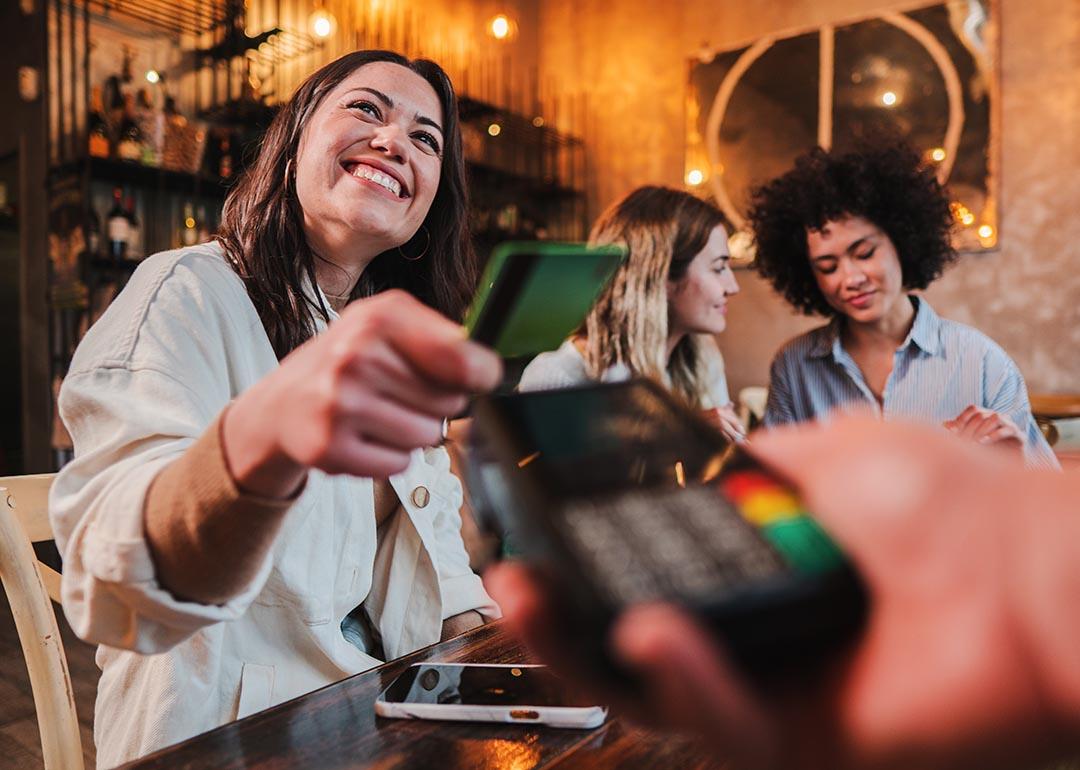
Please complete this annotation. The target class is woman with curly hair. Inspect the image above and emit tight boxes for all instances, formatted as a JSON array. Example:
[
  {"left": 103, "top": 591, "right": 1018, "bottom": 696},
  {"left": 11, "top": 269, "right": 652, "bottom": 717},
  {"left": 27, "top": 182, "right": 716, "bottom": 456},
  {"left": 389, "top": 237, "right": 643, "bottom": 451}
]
[
  {"left": 519, "top": 186, "right": 745, "bottom": 442},
  {"left": 749, "top": 140, "right": 1056, "bottom": 468}
]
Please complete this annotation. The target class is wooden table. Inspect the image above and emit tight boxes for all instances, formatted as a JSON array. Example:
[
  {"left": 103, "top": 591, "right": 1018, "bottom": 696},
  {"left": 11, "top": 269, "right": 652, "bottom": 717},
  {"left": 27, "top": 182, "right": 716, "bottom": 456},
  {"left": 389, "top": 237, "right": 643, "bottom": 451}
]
[
  {"left": 1030, "top": 394, "right": 1080, "bottom": 422},
  {"left": 1030, "top": 394, "right": 1080, "bottom": 449},
  {"left": 119, "top": 622, "right": 724, "bottom": 769}
]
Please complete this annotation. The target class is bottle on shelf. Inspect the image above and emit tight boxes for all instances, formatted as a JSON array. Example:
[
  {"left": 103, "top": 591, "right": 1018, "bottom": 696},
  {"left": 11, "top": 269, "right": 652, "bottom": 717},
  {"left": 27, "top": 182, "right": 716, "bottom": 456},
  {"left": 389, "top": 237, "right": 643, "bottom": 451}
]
[
  {"left": 103, "top": 46, "right": 135, "bottom": 128},
  {"left": 106, "top": 187, "right": 129, "bottom": 261},
  {"left": 218, "top": 134, "right": 233, "bottom": 180},
  {"left": 116, "top": 94, "right": 144, "bottom": 163},
  {"left": 180, "top": 202, "right": 199, "bottom": 247},
  {"left": 125, "top": 192, "right": 142, "bottom": 261},
  {"left": 84, "top": 205, "right": 101, "bottom": 256},
  {"left": 0, "top": 182, "right": 15, "bottom": 229},
  {"left": 135, "top": 88, "right": 162, "bottom": 167},
  {"left": 196, "top": 204, "right": 211, "bottom": 243},
  {"left": 120, "top": 45, "right": 135, "bottom": 100},
  {"left": 88, "top": 85, "right": 111, "bottom": 159}
]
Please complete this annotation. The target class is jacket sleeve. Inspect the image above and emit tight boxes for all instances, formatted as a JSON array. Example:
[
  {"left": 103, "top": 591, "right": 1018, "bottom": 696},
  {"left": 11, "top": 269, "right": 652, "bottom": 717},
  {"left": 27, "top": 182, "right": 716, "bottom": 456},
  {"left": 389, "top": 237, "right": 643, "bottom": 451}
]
[
  {"left": 423, "top": 446, "right": 501, "bottom": 621},
  {"left": 49, "top": 254, "right": 280, "bottom": 653}
]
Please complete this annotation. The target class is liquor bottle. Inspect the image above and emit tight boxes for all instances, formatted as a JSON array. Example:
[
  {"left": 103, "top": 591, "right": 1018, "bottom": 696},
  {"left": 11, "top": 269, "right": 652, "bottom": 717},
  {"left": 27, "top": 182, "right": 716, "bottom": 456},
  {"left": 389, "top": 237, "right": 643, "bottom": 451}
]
[
  {"left": 218, "top": 135, "right": 232, "bottom": 179},
  {"left": 180, "top": 202, "right": 198, "bottom": 247},
  {"left": 106, "top": 187, "right": 129, "bottom": 261},
  {"left": 125, "top": 193, "right": 142, "bottom": 261},
  {"left": 84, "top": 205, "right": 101, "bottom": 256},
  {"left": 196, "top": 204, "right": 211, "bottom": 243},
  {"left": 136, "top": 88, "right": 161, "bottom": 167},
  {"left": 116, "top": 94, "right": 143, "bottom": 162},
  {"left": 88, "top": 85, "right": 111, "bottom": 159},
  {"left": 103, "top": 46, "right": 135, "bottom": 128},
  {"left": 0, "top": 182, "right": 14, "bottom": 230}
]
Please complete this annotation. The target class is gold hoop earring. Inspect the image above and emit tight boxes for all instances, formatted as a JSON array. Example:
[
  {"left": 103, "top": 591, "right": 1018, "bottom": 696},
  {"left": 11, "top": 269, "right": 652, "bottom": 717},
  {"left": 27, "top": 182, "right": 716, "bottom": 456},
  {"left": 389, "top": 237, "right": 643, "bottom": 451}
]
[{"left": 398, "top": 225, "right": 430, "bottom": 262}]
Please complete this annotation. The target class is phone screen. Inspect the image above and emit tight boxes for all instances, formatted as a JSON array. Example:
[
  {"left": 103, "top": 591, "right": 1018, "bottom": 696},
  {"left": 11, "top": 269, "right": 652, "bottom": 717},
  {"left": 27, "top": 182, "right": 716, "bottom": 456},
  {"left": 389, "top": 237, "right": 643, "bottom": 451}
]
[{"left": 380, "top": 664, "right": 595, "bottom": 708}]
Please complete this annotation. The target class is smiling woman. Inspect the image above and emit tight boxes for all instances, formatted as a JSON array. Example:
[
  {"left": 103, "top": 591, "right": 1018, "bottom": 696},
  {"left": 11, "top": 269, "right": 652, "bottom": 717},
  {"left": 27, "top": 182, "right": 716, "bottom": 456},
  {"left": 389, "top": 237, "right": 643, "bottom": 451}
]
[
  {"left": 220, "top": 51, "right": 476, "bottom": 357},
  {"left": 49, "top": 50, "right": 502, "bottom": 767}
]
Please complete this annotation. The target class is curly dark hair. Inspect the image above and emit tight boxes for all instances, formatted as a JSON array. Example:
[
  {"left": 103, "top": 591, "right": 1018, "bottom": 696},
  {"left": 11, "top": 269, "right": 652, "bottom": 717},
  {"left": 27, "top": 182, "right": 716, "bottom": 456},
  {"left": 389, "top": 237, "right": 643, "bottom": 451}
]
[{"left": 748, "top": 140, "right": 957, "bottom": 317}]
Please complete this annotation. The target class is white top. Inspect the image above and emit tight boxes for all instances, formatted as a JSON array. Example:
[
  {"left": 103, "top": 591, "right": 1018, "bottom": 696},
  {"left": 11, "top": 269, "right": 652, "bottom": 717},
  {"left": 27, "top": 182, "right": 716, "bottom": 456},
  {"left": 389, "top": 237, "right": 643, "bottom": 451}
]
[
  {"left": 518, "top": 338, "right": 732, "bottom": 408},
  {"left": 49, "top": 242, "right": 498, "bottom": 768}
]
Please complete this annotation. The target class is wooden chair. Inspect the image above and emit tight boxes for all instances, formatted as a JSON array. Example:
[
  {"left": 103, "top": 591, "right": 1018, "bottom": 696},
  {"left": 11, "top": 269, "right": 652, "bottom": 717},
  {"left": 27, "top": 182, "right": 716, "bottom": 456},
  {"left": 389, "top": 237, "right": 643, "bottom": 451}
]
[{"left": 0, "top": 474, "right": 84, "bottom": 770}]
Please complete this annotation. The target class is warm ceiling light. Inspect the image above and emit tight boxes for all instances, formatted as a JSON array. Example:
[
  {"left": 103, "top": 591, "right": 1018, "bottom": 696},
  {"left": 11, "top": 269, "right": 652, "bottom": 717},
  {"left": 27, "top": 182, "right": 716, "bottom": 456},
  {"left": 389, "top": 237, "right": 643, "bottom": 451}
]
[
  {"left": 881, "top": 90, "right": 898, "bottom": 107},
  {"left": 686, "top": 169, "right": 705, "bottom": 186},
  {"left": 930, "top": 147, "right": 946, "bottom": 162},
  {"left": 309, "top": 7, "right": 337, "bottom": 39},
  {"left": 489, "top": 14, "right": 512, "bottom": 40},
  {"left": 488, "top": 123, "right": 502, "bottom": 137},
  {"left": 145, "top": 69, "right": 160, "bottom": 84}
]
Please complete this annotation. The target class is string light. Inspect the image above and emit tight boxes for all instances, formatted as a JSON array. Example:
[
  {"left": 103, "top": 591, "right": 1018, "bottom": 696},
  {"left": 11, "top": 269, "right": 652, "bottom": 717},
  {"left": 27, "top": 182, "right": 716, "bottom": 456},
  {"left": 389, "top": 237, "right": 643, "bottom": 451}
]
[
  {"left": 145, "top": 70, "right": 160, "bottom": 84},
  {"left": 686, "top": 169, "right": 705, "bottom": 186},
  {"left": 930, "top": 147, "right": 946, "bottom": 162},
  {"left": 488, "top": 123, "right": 502, "bottom": 137},
  {"left": 881, "top": 91, "right": 898, "bottom": 107}
]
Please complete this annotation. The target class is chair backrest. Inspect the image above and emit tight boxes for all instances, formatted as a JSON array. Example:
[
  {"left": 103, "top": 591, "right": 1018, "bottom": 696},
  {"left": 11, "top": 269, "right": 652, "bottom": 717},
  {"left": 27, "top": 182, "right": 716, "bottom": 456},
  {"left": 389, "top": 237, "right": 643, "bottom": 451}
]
[{"left": 0, "top": 474, "right": 84, "bottom": 770}]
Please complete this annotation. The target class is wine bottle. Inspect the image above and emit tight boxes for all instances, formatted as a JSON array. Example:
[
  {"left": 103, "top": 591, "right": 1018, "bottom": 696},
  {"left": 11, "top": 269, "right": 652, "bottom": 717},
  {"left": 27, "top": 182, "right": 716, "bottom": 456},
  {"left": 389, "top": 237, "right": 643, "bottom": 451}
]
[
  {"left": 116, "top": 94, "right": 143, "bottom": 162},
  {"left": 181, "top": 202, "right": 198, "bottom": 247},
  {"left": 106, "top": 187, "right": 129, "bottom": 261},
  {"left": 136, "top": 88, "right": 161, "bottom": 167},
  {"left": 125, "top": 193, "right": 142, "bottom": 261},
  {"left": 85, "top": 205, "right": 101, "bottom": 256},
  {"left": 218, "top": 135, "right": 232, "bottom": 179},
  {"left": 196, "top": 204, "right": 211, "bottom": 243},
  {"left": 88, "top": 85, "right": 111, "bottom": 159}
]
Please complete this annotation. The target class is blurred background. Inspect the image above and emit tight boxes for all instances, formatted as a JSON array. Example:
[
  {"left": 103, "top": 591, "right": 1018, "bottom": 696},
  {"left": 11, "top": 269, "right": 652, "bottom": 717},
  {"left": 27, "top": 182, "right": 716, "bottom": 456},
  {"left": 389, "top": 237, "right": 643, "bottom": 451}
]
[{"left": 1, "top": 0, "right": 1077, "bottom": 474}]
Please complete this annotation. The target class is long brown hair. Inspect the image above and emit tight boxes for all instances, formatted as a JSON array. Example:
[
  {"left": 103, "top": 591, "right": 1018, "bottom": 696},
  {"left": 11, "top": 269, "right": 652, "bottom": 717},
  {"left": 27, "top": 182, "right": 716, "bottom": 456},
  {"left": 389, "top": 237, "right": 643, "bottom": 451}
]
[
  {"left": 582, "top": 186, "right": 726, "bottom": 407},
  {"left": 217, "top": 50, "right": 477, "bottom": 359}
]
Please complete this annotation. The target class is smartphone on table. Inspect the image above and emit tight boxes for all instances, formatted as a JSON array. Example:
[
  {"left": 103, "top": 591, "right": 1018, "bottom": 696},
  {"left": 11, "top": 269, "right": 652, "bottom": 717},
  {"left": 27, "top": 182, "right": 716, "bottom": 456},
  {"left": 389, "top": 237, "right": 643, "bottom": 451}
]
[
  {"left": 374, "top": 663, "right": 607, "bottom": 728},
  {"left": 464, "top": 241, "right": 626, "bottom": 363},
  {"left": 466, "top": 379, "right": 868, "bottom": 680}
]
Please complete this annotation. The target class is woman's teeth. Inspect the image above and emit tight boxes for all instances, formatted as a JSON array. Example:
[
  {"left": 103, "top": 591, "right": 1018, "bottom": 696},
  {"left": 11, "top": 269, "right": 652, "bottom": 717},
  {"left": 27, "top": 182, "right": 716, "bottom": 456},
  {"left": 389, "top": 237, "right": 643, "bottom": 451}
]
[{"left": 351, "top": 164, "right": 403, "bottom": 197}]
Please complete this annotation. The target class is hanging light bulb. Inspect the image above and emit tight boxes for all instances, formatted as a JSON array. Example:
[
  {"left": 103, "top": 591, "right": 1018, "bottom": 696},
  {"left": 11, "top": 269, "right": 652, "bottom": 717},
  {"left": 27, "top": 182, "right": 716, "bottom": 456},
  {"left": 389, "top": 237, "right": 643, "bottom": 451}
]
[
  {"left": 309, "top": 4, "right": 337, "bottom": 39},
  {"left": 488, "top": 13, "right": 516, "bottom": 40}
]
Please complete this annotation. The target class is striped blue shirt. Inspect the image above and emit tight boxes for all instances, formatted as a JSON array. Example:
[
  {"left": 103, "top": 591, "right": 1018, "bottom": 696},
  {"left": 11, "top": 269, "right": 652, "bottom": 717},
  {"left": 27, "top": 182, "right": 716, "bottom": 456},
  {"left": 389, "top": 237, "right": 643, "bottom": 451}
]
[{"left": 764, "top": 296, "right": 1059, "bottom": 469}]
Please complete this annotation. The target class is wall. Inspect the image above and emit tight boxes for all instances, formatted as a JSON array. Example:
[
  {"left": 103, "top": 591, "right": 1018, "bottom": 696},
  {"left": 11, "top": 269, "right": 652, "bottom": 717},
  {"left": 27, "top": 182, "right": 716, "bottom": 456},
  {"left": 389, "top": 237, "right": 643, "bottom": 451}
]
[{"left": 538, "top": 0, "right": 1080, "bottom": 396}]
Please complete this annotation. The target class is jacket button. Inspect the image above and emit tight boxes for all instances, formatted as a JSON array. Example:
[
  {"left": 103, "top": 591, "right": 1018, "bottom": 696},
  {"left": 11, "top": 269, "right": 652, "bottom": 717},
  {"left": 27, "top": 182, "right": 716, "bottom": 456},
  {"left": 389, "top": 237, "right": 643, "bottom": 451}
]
[{"left": 410, "top": 486, "right": 430, "bottom": 508}]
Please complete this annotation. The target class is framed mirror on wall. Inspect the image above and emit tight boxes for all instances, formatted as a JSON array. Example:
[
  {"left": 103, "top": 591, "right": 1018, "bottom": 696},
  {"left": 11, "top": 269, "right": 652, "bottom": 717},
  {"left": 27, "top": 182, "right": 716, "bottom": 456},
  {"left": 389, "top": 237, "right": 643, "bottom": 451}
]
[{"left": 686, "top": 0, "right": 998, "bottom": 265}]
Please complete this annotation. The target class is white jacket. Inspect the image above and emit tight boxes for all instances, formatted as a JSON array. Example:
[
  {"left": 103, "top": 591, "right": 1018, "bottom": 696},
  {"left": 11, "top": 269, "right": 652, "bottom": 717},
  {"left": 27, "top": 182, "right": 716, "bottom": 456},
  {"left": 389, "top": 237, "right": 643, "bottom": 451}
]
[{"left": 49, "top": 242, "right": 498, "bottom": 768}]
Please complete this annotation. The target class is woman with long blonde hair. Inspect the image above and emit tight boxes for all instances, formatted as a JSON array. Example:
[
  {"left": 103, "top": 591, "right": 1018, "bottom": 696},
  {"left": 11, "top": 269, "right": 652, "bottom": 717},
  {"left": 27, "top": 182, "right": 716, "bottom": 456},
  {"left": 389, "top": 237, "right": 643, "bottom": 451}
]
[{"left": 519, "top": 185, "right": 743, "bottom": 440}]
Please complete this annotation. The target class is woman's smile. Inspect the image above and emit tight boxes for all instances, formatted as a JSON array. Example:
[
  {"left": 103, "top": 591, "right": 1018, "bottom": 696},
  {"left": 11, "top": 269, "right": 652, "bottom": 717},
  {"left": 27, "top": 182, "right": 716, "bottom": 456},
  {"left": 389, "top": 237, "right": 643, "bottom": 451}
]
[{"left": 342, "top": 159, "right": 409, "bottom": 200}]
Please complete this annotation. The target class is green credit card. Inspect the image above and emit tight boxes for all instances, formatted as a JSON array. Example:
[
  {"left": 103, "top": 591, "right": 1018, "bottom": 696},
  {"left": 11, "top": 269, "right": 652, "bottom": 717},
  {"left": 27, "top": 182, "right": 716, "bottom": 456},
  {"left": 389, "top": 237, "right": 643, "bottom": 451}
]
[{"left": 464, "top": 241, "right": 627, "bottom": 358}]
